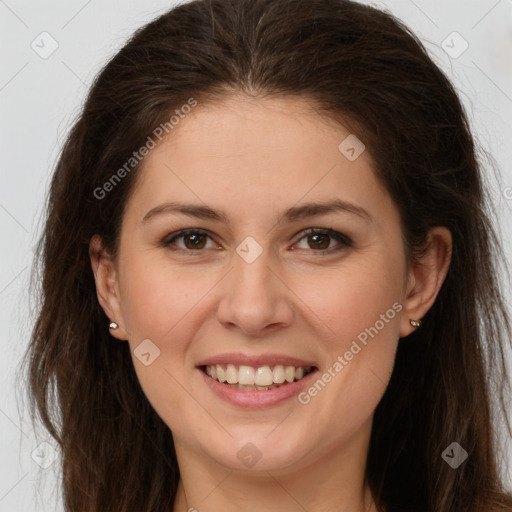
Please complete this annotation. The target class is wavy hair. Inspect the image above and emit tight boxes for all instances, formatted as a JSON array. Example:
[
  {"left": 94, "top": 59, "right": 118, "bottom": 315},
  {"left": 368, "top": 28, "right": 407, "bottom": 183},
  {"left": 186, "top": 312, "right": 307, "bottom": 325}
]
[{"left": 21, "top": 0, "right": 512, "bottom": 510}]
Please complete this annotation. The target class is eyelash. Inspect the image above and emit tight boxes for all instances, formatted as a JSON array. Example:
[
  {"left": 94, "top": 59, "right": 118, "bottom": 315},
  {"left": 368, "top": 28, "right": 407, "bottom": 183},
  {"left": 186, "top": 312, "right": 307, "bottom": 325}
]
[{"left": 162, "top": 228, "right": 353, "bottom": 255}]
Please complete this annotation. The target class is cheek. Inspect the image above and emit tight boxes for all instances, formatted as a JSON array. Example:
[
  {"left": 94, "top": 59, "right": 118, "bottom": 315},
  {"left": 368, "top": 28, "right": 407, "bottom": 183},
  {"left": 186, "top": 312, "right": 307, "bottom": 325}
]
[
  {"left": 116, "top": 255, "right": 212, "bottom": 430},
  {"left": 293, "top": 257, "right": 403, "bottom": 352},
  {"left": 118, "top": 253, "right": 217, "bottom": 340},
  {"left": 292, "top": 257, "right": 403, "bottom": 415}
]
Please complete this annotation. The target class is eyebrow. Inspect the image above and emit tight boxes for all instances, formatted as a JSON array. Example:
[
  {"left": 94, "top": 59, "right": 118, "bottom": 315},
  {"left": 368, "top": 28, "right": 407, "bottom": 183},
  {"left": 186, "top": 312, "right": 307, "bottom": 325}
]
[{"left": 141, "top": 199, "right": 371, "bottom": 226}]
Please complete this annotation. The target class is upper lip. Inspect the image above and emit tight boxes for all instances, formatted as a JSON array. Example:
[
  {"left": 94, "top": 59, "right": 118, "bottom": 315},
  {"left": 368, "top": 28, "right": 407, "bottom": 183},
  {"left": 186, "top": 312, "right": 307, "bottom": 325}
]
[{"left": 196, "top": 353, "right": 318, "bottom": 368}]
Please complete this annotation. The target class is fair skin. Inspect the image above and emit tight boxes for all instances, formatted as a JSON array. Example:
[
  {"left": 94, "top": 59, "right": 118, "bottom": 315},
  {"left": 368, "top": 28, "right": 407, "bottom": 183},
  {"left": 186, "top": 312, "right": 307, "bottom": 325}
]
[{"left": 90, "top": 94, "right": 452, "bottom": 512}]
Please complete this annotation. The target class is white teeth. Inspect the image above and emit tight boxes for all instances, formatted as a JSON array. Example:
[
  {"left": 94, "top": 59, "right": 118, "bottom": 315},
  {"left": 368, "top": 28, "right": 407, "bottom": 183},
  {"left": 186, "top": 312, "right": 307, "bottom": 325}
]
[
  {"left": 255, "top": 365, "right": 273, "bottom": 386},
  {"left": 216, "top": 365, "right": 226, "bottom": 383},
  {"left": 238, "top": 365, "right": 255, "bottom": 385},
  {"left": 273, "top": 365, "right": 285, "bottom": 383},
  {"left": 226, "top": 364, "right": 238, "bottom": 384},
  {"left": 285, "top": 366, "right": 295, "bottom": 383},
  {"left": 204, "top": 363, "right": 313, "bottom": 387},
  {"left": 232, "top": 383, "right": 278, "bottom": 390}
]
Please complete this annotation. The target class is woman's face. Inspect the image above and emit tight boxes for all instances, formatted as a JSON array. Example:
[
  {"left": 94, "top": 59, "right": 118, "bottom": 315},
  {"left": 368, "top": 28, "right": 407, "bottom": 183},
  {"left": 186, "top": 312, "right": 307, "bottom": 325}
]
[{"left": 92, "top": 94, "right": 449, "bottom": 475}]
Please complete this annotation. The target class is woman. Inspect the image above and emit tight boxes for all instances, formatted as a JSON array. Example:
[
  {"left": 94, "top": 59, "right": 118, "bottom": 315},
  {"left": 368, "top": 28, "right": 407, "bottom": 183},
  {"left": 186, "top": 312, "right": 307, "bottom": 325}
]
[{"left": 23, "top": 0, "right": 512, "bottom": 510}]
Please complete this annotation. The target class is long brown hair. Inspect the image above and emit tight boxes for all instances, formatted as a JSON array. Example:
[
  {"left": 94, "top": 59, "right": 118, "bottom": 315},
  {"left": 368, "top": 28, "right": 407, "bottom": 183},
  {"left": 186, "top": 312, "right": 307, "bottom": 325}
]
[{"left": 20, "top": 0, "right": 512, "bottom": 510}]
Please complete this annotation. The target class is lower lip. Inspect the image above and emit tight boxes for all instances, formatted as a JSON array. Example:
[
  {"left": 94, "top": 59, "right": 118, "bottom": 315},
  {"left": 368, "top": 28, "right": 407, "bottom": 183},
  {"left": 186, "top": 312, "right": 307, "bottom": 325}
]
[{"left": 198, "top": 367, "right": 318, "bottom": 408}]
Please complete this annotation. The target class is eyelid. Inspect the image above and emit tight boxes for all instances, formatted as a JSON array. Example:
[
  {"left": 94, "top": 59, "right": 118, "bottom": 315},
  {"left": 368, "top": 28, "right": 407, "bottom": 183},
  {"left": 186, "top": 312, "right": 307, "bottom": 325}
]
[
  {"left": 162, "top": 228, "right": 218, "bottom": 252},
  {"left": 162, "top": 227, "right": 352, "bottom": 253},
  {"left": 296, "top": 228, "right": 353, "bottom": 250}
]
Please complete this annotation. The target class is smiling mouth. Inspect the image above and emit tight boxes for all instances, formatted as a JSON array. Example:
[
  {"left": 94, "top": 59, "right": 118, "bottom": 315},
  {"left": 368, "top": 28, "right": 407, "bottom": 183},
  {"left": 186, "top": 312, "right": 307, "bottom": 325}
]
[{"left": 201, "top": 364, "right": 316, "bottom": 391}]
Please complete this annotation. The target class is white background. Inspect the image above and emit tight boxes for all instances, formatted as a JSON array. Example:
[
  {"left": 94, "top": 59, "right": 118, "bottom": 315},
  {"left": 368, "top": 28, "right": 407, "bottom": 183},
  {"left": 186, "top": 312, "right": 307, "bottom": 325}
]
[{"left": 1, "top": 0, "right": 511, "bottom": 510}]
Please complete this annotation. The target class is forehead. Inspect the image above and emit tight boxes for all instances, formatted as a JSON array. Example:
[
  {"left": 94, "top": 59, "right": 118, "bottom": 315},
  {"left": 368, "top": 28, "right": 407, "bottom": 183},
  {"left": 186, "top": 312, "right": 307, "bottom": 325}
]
[
  {"left": 162, "top": 93, "right": 351, "bottom": 158},
  {"left": 123, "top": 93, "right": 394, "bottom": 230}
]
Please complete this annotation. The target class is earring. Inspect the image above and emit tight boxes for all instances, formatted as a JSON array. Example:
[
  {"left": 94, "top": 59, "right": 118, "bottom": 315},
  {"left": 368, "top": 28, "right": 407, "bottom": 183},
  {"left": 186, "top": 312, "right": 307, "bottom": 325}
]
[
  {"left": 409, "top": 319, "right": 422, "bottom": 328},
  {"left": 109, "top": 322, "right": 118, "bottom": 329}
]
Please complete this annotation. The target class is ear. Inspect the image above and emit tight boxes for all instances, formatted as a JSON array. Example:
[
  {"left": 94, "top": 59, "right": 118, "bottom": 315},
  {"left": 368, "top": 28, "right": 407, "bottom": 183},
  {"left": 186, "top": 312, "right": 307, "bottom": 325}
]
[
  {"left": 399, "top": 226, "right": 452, "bottom": 338},
  {"left": 89, "top": 235, "right": 129, "bottom": 341}
]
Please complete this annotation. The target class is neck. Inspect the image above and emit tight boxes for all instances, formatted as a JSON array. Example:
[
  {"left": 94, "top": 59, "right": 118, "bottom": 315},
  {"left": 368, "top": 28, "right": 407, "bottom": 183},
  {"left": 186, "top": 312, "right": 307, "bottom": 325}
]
[{"left": 172, "top": 418, "right": 378, "bottom": 512}]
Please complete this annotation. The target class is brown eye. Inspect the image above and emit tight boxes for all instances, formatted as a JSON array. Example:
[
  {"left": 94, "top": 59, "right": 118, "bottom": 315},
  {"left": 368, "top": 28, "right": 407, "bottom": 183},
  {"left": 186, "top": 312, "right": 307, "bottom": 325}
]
[
  {"left": 182, "top": 232, "right": 207, "bottom": 250},
  {"left": 163, "top": 229, "right": 215, "bottom": 252},
  {"left": 295, "top": 228, "right": 353, "bottom": 253},
  {"left": 307, "top": 233, "right": 330, "bottom": 250}
]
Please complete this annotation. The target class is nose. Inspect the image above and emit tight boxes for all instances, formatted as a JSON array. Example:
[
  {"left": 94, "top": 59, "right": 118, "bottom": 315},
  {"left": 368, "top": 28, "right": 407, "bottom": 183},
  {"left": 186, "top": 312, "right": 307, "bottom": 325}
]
[{"left": 216, "top": 245, "right": 294, "bottom": 337}]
